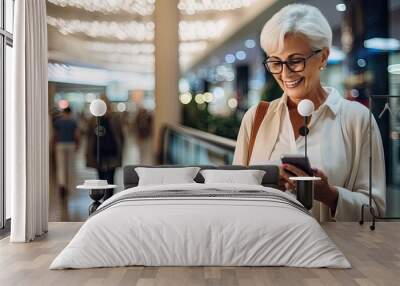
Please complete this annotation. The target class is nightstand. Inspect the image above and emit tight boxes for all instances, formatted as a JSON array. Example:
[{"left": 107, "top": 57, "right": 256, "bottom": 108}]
[{"left": 77, "top": 183, "right": 117, "bottom": 215}]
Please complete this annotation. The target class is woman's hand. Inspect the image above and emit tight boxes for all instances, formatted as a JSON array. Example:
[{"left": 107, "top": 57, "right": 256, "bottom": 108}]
[
  {"left": 312, "top": 168, "right": 338, "bottom": 215},
  {"left": 280, "top": 164, "right": 339, "bottom": 214},
  {"left": 278, "top": 163, "right": 308, "bottom": 191}
]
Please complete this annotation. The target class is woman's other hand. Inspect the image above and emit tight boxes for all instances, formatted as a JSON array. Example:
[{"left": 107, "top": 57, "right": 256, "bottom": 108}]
[
  {"left": 312, "top": 168, "right": 338, "bottom": 215},
  {"left": 281, "top": 164, "right": 339, "bottom": 214},
  {"left": 279, "top": 163, "right": 308, "bottom": 191}
]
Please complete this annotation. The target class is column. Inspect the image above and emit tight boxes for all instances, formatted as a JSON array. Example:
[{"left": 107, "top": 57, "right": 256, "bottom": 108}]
[{"left": 153, "top": 0, "right": 180, "bottom": 163}]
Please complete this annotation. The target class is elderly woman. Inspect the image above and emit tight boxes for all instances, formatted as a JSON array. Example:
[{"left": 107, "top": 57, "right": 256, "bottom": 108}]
[{"left": 233, "top": 4, "right": 385, "bottom": 222}]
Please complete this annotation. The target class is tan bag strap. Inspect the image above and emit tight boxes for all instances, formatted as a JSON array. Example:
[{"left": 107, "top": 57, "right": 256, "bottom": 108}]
[{"left": 246, "top": 101, "right": 269, "bottom": 166}]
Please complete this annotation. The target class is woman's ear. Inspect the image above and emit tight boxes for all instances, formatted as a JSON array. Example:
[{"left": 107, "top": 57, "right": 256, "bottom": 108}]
[{"left": 320, "top": 47, "right": 330, "bottom": 68}]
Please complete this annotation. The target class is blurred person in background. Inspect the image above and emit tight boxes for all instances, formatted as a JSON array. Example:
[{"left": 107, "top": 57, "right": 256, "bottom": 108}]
[
  {"left": 134, "top": 107, "right": 153, "bottom": 139},
  {"left": 86, "top": 95, "right": 124, "bottom": 200},
  {"left": 133, "top": 106, "right": 153, "bottom": 164},
  {"left": 52, "top": 106, "right": 80, "bottom": 198}
]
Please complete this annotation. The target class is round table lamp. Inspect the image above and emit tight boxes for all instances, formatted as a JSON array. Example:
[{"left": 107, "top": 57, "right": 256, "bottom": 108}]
[
  {"left": 295, "top": 100, "right": 318, "bottom": 210},
  {"left": 297, "top": 99, "right": 314, "bottom": 159},
  {"left": 90, "top": 99, "right": 107, "bottom": 117},
  {"left": 89, "top": 99, "right": 107, "bottom": 166}
]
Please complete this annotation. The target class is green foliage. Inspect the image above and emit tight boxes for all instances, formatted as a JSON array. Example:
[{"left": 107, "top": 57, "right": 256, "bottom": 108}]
[
  {"left": 260, "top": 77, "right": 283, "bottom": 102},
  {"left": 182, "top": 100, "right": 210, "bottom": 131},
  {"left": 182, "top": 78, "right": 282, "bottom": 140},
  {"left": 182, "top": 101, "right": 240, "bottom": 140},
  {"left": 207, "top": 114, "right": 241, "bottom": 140}
]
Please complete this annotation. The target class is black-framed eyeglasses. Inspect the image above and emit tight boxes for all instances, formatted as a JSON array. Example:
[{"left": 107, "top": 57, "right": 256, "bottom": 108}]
[{"left": 264, "top": 49, "right": 322, "bottom": 74}]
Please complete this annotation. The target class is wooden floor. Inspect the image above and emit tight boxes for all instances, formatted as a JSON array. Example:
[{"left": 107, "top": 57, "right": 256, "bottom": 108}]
[{"left": 0, "top": 222, "right": 399, "bottom": 286}]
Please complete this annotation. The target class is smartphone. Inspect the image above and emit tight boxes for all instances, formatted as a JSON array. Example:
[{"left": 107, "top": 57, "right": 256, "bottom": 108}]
[{"left": 280, "top": 154, "right": 313, "bottom": 176}]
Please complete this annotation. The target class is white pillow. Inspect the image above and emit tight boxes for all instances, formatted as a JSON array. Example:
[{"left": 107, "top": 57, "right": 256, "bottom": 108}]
[
  {"left": 135, "top": 167, "right": 201, "bottom": 186},
  {"left": 200, "top": 169, "right": 266, "bottom": 185}
]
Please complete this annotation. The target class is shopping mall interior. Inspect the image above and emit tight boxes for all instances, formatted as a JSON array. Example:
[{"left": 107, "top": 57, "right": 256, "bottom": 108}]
[
  {"left": 41, "top": 0, "right": 400, "bottom": 222},
  {"left": 1, "top": 1, "right": 400, "bottom": 284}
]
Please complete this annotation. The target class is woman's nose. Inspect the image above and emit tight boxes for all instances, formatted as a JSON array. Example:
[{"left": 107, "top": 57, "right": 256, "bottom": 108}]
[{"left": 281, "top": 63, "right": 294, "bottom": 78}]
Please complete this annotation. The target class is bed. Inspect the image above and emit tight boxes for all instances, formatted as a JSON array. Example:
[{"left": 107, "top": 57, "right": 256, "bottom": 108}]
[{"left": 50, "top": 165, "right": 350, "bottom": 269}]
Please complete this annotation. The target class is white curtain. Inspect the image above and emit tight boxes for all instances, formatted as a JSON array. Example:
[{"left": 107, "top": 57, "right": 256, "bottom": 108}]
[{"left": 9, "top": 0, "right": 49, "bottom": 242}]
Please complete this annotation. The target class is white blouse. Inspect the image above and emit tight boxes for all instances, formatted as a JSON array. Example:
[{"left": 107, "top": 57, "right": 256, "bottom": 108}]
[{"left": 233, "top": 87, "right": 386, "bottom": 222}]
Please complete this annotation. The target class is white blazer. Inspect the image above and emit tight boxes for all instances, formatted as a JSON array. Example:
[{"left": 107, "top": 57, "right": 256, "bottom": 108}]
[{"left": 233, "top": 87, "right": 386, "bottom": 222}]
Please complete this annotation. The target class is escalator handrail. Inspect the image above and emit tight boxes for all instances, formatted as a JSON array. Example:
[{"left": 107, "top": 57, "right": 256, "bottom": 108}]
[{"left": 163, "top": 123, "right": 236, "bottom": 150}]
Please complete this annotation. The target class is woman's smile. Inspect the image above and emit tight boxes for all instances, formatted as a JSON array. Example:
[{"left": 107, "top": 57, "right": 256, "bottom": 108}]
[{"left": 283, "top": 77, "right": 304, "bottom": 89}]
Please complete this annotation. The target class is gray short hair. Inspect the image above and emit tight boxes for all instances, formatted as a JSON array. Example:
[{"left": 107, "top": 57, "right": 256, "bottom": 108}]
[{"left": 260, "top": 4, "right": 332, "bottom": 54}]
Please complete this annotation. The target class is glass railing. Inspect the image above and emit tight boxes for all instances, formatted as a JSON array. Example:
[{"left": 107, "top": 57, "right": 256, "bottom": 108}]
[{"left": 160, "top": 124, "right": 236, "bottom": 165}]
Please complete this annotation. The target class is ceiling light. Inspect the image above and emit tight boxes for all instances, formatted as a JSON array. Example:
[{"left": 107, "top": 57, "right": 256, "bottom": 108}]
[
  {"left": 48, "top": 0, "right": 155, "bottom": 16},
  {"left": 364, "top": 37, "right": 400, "bottom": 51},
  {"left": 48, "top": 63, "right": 155, "bottom": 89},
  {"left": 245, "top": 39, "right": 256, "bottom": 48},
  {"left": 225, "top": 54, "right": 235, "bottom": 64},
  {"left": 84, "top": 42, "right": 155, "bottom": 54},
  {"left": 179, "top": 41, "right": 208, "bottom": 53},
  {"left": 48, "top": 16, "right": 227, "bottom": 42},
  {"left": 227, "top": 98, "right": 238, "bottom": 109},
  {"left": 388, "top": 64, "right": 400, "bottom": 74},
  {"left": 235, "top": 50, "right": 246, "bottom": 60},
  {"left": 117, "top": 102, "right": 127, "bottom": 112},
  {"left": 336, "top": 3, "right": 346, "bottom": 12},
  {"left": 178, "top": 0, "right": 253, "bottom": 15},
  {"left": 195, "top": 93, "right": 205, "bottom": 104},
  {"left": 203, "top": 92, "right": 214, "bottom": 103},
  {"left": 357, "top": 58, "right": 367, "bottom": 68},
  {"left": 179, "top": 20, "right": 228, "bottom": 41},
  {"left": 47, "top": 16, "right": 154, "bottom": 41},
  {"left": 179, "top": 92, "right": 192, "bottom": 104},
  {"left": 98, "top": 53, "right": 154, "bottom": 64},
  {"left": 328, "top": 46, "right": 345, "bottom": 63}
]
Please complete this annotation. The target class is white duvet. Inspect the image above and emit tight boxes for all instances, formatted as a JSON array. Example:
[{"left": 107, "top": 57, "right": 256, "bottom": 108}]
[{"left": 50, "top": 183, "right": 351, "bottom": 269}]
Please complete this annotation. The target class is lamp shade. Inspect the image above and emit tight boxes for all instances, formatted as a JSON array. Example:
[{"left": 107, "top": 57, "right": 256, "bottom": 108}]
[
  {"left": 297, "top": 99, "right": 315, "bottom": 117},
  {"left": 90, "top": 99, "right": 107, "bottom": 117}
]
